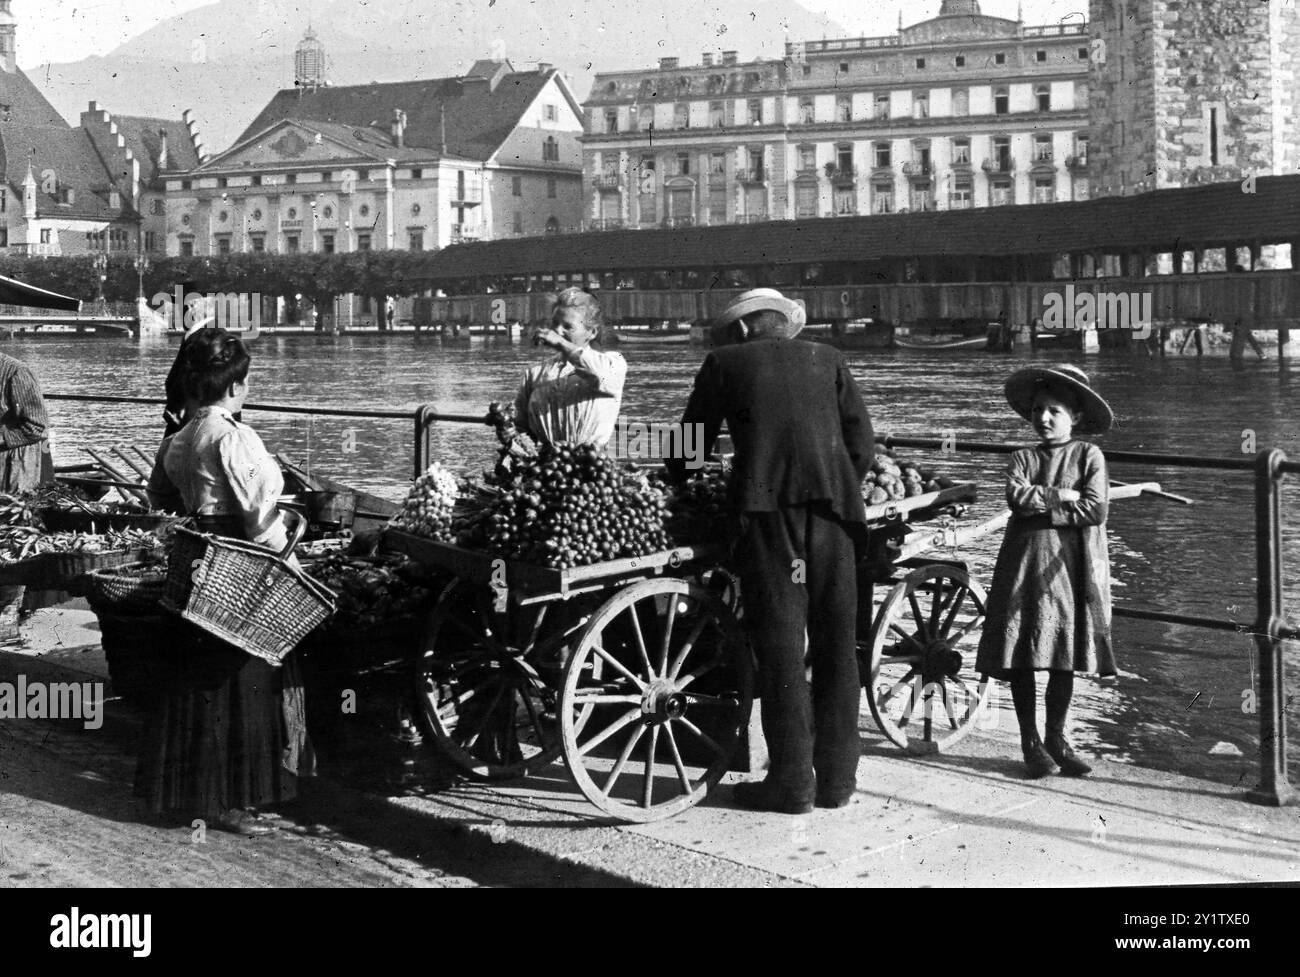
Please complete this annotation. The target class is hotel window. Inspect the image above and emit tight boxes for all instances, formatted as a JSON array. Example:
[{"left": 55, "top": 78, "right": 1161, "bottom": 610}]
[
  {"left": 322, "top": 233, "right": 335, "bottom": 253},
  {"left": 1035, "top": 134, "right": 1054, "bottom": 161},
  {"left": 674, "top": 103, "right": 689, "bottom": 128},
  {"left": 216, "top": 235, "right": 231, "bottom": 254},
  {"left": 799, "top": 98, "right": 814, "bottom": 124},
  {"left": 1079, "top": 47, "right": 1089, "bottom": 59},
  {"left": 873, "top": 92, "right": 889, "bottom": 120},
  {"left": 409, "top": 230, "right": 424, "bottom": 250},
  {"left": 547, "top": 176, "right": 557, "bottom": 197},
  {"left": 543, "top": 137, "right": 559, "bottom": 161},
  {"left": 802, "top": 64, "right": 811, "bottom": 77},
  {"left": 798, "top": 145, "right": 816, "bottom": 171},
  {"left": 1074, "top": 135, "right": 1089, "bottom": 163},
  {"left": 250, "top": 234, "right": 264, "bottom": 252},
  {"left": 709, "top": 152, "right": 726, "bottom": 175},
  {"left": 605, "top": 111, "right": 619, "bottom": 133},
  {"left": 836, "top": 145, "right": 853, "bottom": 174},
  {"left": 994, "top": 88, "right": 1009, "bottom": 114},
  {"left": 748, "top": 99, "right": 763, "bottom": 125},
  {"left": 710, "top": 101, "right": 725, "bottom": 127},
  {"left": 747, "top": 149, "right": 764, "bottom": 180},
  {"left": 834, "top": 188, "right": 856, "bottom": 215},
  {"left": 252, "top": 174, "right": 262, "bottom": 187},
  {"left": 950, "top": 179, "right": 972, "bottom": 208},
  {"left": 0, "top": 188, "right": 5, "bottom": 212},
  {"left": 993, "top": 136, "right": 1011, "bottom": 169},
  {"left": 990, "top": 180, "right": 1012, "bottom": 206},
  {"left": 913, "top": 91, "right": 929, "bottom": 118},
  {"left": 1036, "top": 50, "right": 1047, "bottom": 63},
  {"left": 181, "top": 180, "right": 192, "bottom": 190},
  {"left": 40, "top": 228, "right": 52, "bottom": 245},
  {"left": 639, "top": 105, "right": 654, "bottom": 130},
  {"left": 675, "top": 153, "right": 690, "bottom": 176},
  {"left": 358, "top": 169, "right": 369, "bottom": 180},
  {"left": 872, "top": 185, "right": 894, "bottom": 214},
  {"left": 994, "top": 52, "right": 1006, "bottom": 65},
  {"left": 914, "top": 144, "right": 931, "bottom": 173},
  {"left": 512, "top": 212, "right": 523, "bottom": 234},
  {"left": 952, "top": 138, "right": 970, "bottom": 164},
  {"left": 839, "top": 61, "right": 849, "bottom": 73},
  {"left": 953, "top": 89, "right": 969, "bottom": 116},
  {"left": 1073, "top": 177, "right": 1090, "bottom": 201},
  {"left": 911, "top": 185, "right": 932, "bottom": 211},
  {"left": 795, "top": 184, "right": 817, "bottom": 218},
  {"left": 285, "top": 234, "right": 300, "bottom": 253},
  {"left": 1033, "top": 176, "right": 1055, "bottom": 203},
  {"left": 180, "top": 240, "right": 194, "bottom": 256},
  {"left": 145, "top": 231, "right": 157, "bottom": 251},
  {"left": 874, "top": 143, "right": 891, "bottom": 168},
  {"left": 836, "top": 94, "right": 852, "bottom": 122},
  {"left": 357, "top": 233, "right": 371, "bottom": 251},
  {"left": 954, "top": 54, "right": 965, "bottom": 67},
  {"left": 286, "top": 173, "right": 296, "bottom": 185},
  {"left": 512, "top": 176, "right": 522, "bottom": 196},
  {"left": 1036, "top": 85, "right": 1051, "bottom": 112},
  {"left": 915, "top": 57, "right": 926, "bottom": 69}
]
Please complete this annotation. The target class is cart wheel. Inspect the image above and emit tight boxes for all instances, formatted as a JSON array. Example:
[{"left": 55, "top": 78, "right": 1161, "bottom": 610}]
[
  {"left": 865, "top": 565, "right": 992, "bottom": 751},
  {"left": 416, "top": 577, "right": 563, "bottom": 780},
  {"left": 559, "top": 578, "right": 753, "bottom": 823}
]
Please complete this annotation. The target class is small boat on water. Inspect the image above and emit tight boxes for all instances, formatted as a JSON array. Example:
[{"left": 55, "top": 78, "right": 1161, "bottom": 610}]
[
  {"left": 608, "top": 329, "right": 692, "bottom": 345},
  {"left": 892, "top": 335, "right": 990, "bottom": 351}
]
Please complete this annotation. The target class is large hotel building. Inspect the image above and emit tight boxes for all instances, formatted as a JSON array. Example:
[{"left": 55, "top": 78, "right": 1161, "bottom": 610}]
[{"left": 580, "top": 0, "right": 1093, "bottom": 228}]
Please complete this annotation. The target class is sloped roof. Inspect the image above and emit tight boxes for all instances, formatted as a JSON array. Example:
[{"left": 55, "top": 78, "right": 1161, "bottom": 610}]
[
  {"left": 424, "top": 175, "right": 1300, "bottom": 279},
  {"left": 111, "top": 115, "right": 203, "bottom": 184},
  {"left": 237, "top": 69, "right": 577, "bottom": 163},
  {"left": 0, "top": 68, "right": 67, "bottom": 127},
  {"left": 0, "top": 123, "right": 131, "bottom": 221}
]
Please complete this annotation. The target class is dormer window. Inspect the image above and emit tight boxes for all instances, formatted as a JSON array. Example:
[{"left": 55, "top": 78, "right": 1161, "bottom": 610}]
[{"left": 109, "top": 191, "right": 121, "bottom": 209}]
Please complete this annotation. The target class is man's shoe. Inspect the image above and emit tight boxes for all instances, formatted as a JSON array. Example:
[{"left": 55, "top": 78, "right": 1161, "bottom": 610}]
[
  {"left": 732, "top": 781, "right": 814, "bottom": 815},
  {"left": 1044, "top": 733, "right": 1092, "bottom": 777},
  {"left": 214, "top": 809, "right": 275, "bottom": 837},
  {"left": 814, "top": 789, "right": 854, "bottom": 809},
  {"left": 1022, "top": 737, "right": 1059, "bottom": 780}
]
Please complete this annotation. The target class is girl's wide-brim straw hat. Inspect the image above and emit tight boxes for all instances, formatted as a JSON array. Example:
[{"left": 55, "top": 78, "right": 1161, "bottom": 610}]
[{"left": 1004, "top": 364, "right": 1114, "bottom": 435}]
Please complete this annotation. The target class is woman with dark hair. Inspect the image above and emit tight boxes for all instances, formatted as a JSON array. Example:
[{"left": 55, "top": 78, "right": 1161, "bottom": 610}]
[
  {"left": 140, "top": 328, "right": 311, "bottom": 835},
  {"left": 513, "top": 287, "right": 626, "bottom": 448}
]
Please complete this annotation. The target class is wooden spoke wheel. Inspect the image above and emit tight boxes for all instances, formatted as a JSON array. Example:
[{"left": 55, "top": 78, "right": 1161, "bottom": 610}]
[
  {"left": 865, "top": 565, "right": 992, "bottom": 751},
  {"left": 416, "top": 577, "right": 570, "bottom": 780},
  {"left": 559, "top": 578, "right": 754, "bottom": 823}
]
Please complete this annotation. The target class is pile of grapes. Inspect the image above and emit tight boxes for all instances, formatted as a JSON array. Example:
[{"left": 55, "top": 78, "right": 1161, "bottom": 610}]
[
  {"left": 392, "top": 463, "right": 461, "bottom": 540},
  {"left": 862, "top": 447, "right": 955, "bottom": 506},
  {"left": 486, "top": 443, "right": 671, "bottom": 570}
]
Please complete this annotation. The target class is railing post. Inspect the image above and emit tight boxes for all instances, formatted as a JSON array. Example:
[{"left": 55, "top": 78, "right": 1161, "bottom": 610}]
[
  {"left": 1247, "top": 448, "right": 1296, "bottom": 805},
  {"left": 413, "top": 404, "right": 436, "bottom": 481}
]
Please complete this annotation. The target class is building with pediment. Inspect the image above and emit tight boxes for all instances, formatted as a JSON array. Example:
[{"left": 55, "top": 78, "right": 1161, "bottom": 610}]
[
  {"left": 0, "top": 1, "right": 199, "bottom": 260},
  {"left": 581, "top": 0, "right": 1093, "bottom": 226},
  {"left": 163, "top": 33, "right": 585, "bottom": 258}
]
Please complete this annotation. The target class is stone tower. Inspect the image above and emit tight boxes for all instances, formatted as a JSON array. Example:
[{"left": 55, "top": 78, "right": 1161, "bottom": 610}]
[
  {"left": 0, "top": 0, "right": 17, "bottom": 74},
  {"left": 1088, "top": 0, "right": 1299, "bottom": 198},
  {"left": 939, "top": 0, "right": 984, "bottom": 15},
  {"left": 294, "top": 26, "right": 328, "bottom": 90}
]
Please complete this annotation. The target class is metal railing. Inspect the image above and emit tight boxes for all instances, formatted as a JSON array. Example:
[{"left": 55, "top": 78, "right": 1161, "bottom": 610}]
[{"left": 882, "top": 434, "right": 1296, "bottom": 807}]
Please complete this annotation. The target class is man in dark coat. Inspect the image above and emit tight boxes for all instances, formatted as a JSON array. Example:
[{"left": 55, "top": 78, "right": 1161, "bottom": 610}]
[{"left": 667, "top": 289, "right": 874, "bottom": 813}]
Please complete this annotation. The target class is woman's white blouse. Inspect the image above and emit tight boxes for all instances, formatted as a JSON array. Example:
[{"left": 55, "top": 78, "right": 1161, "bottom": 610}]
[{"left": 513, "top": 346, "right": 626, "bottom": 448}]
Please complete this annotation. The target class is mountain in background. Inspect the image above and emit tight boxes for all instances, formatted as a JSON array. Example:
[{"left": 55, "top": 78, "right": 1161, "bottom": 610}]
[{"left": 28, "top": 0, "right": 847, "bottom": 156}]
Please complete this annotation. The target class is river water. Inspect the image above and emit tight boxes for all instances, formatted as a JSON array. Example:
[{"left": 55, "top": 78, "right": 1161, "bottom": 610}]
[{"left": 10, "top": 332, "right": 1299, "bottom": 787}]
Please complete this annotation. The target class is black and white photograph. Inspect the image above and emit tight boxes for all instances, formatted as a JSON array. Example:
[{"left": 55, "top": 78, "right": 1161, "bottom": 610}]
[{"left": 0, "top": 0, "right": 1295, "bottom": 917}]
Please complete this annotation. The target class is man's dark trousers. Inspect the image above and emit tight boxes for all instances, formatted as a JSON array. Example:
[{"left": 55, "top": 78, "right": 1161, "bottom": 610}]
[{"left": 736, "top": 501, "right": 861, "bottom": 799}]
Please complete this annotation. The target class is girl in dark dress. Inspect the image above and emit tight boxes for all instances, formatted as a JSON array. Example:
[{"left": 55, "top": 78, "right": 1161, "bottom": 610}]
[
  {"left": 976, "top": 365, "right": 1116, "bottom": 779},
  {"left": 139, "top": 329, "right": 309, "bottom": 835}
]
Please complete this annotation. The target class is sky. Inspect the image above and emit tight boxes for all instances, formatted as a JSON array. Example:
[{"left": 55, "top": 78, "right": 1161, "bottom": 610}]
[{"left": 18, "top": 0, "right": 1093, "bottom": 66}]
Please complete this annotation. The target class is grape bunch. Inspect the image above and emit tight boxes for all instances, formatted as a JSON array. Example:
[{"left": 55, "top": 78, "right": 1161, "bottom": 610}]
[
  {"left": 393, "top": 463, "right": 461, "bottom": 539},
  {"left": 486, "top": 443, "right": 671, "bottom": 570},
  {"left": 673, "top": 469, "right": 729, "bottom": 518}
]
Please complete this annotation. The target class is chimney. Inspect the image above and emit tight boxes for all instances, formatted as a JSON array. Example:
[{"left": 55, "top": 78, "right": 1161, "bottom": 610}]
[
  {"left": 659, "top": 57, "right": 678, "bottom": 70},
  {"left": 157, "top": 128, "right": 169, "bottom": 170},
  {"left": 537, "top": 62, "right": 552, "bottom": 74},
  {"left": 391, "top": 109, "right": 406, "bottom": 148},
  {"left": 701, "top": 53, "right": 713, "bottom": 67},
  {"left": 721, "top": 51, "right": 738, "bottom": 66}
]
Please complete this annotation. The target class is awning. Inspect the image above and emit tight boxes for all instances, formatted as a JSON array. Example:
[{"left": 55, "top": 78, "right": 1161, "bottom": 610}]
[{"left": 0, "top": 273, "right": 81, "bottom": 312}]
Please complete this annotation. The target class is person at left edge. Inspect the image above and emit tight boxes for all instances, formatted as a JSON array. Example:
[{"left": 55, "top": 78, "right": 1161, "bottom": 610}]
[
  {"left": 513, "top": 287, "right": 626, "bottom": 449},
  {"left": 141, "top": 328, "right": 313, "bottom": 836},
  {"left": 0, "top": 350, "right": 51, "bottom": 634}
]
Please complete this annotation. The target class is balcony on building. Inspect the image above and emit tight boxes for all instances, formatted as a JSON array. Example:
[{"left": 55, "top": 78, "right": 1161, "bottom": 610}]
[
  {"left": 736, "top": 167, "right": 767, "bottom": 185},
  {"left": 826, "top": 164, "right": 856, "bottom": 185},
  {"left": 452, "top": 183, "right": 482, "bottom": 206},
  {"left": 451, "top": 223, "right": 481, "bottom": 243},
  {"left": 901, "top": 160, "right": 933, "bottom": 180},
  {"left": 4, "top": 242, "right": 61, "bottom": 257},
  {"left": 981, "top": 157, "right": 1016, "bottom": 174},
  {"left": 593, "top": 173, "right": 622, "bottom": 190},
  {"left": 1065, "top": 151, "right": 1089, "bottom": 171}
]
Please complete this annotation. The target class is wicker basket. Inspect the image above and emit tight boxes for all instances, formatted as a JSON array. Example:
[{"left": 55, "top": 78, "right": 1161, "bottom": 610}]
[
  {"left": 85, "top": 562, "right": 170, "bottom": 612},
  {"left": 0, "top": 546, "right": 158, "bottom": 593},
  {"left": 164, "top": 526, "right": 338, "bottom": 665}
]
